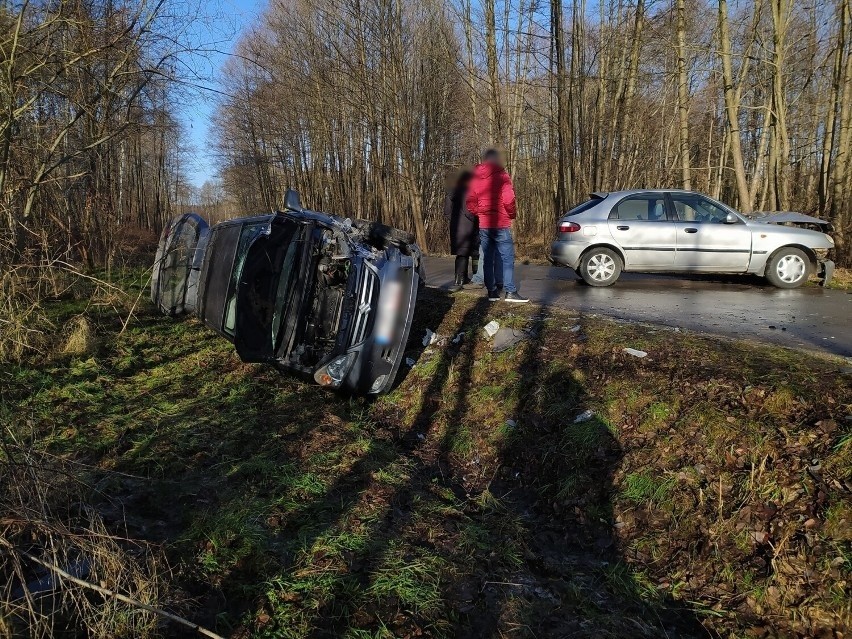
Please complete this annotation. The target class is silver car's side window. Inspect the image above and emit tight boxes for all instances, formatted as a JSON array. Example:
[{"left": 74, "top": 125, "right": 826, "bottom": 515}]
[
  {"left": 671, "top": 196, "right": 729, "bottom": 224},
  {"left": 609, "top": 195, "right": 668, "bottom": 221}
]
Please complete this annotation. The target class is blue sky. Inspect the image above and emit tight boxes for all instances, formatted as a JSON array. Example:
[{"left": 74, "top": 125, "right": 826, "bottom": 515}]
[{"left": 179, "top": 0, "right": 267, "bottom": 188}]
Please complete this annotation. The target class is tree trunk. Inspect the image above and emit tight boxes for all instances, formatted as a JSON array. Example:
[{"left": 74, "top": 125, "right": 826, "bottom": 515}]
[
  {"left": 675, "top": 0, "right": 691, "bottom": 190},
  {"left": 717, "top": 0, "right": 752, "bottom": 211}
]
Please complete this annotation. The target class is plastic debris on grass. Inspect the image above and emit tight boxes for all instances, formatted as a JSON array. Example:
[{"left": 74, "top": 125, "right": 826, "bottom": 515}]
[
  {"left": 623, "top": 348, "right": 648, "bottom": 358},
  {"left": 483, "top": 320, "right": 500, "bottom": 338},
  {"left": 422, "top": 328, "right": 442, "bottom": 346},
  {"left": 492, "top": 328, "right": 529, "bottom": 353},
  {"left": 574, "top": 409, "right": 594, "bottom": 423}
]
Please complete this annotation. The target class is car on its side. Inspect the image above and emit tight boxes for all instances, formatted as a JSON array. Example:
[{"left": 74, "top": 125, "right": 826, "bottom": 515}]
[
  {"left": 550, "top": 190, "right": 835, "bottom": 288},
  {"left": 151, "top": 190, "right": 422, "bottom": 395}
]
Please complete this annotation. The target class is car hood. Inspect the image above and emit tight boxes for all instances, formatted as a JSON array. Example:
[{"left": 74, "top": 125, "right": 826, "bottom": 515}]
[
  {"left": 745, "top": 215, "right": 835, "bottom": 251},
  {"left": 747, "top": 211, "right": 833, "bottom": 231}
]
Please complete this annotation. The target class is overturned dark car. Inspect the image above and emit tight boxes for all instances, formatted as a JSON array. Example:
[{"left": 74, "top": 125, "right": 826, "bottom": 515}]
[{"left": 151, "top": 191, "right": 422, "bottom": 395}]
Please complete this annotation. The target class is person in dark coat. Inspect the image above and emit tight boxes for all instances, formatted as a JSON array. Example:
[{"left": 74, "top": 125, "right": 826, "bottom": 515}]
[{"left": 445, "top": 170, "right": 479, "bottom": 290}]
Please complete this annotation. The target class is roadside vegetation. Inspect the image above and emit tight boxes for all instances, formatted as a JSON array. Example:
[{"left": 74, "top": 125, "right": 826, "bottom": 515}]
[{"left": 1, "top": 272, "right": 849, "bottom": 637}]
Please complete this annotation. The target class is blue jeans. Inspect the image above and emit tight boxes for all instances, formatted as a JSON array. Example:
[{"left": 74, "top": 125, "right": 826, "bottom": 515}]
[
  {"left": 471, "top": 244, "right": 501, "bottom": 286},
  {"left": 479, "top": 228, "right": 516, "bottom": 293}
]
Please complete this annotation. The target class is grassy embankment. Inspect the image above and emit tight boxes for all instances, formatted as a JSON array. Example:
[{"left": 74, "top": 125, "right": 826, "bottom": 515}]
[{"left": 1, "top": 270, "right": 850, "bottom": 638}]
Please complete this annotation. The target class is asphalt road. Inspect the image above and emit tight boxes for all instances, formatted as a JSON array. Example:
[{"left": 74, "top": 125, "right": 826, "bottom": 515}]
[{"left": 423, "top": 256, "right": 852, "bottom": 358}]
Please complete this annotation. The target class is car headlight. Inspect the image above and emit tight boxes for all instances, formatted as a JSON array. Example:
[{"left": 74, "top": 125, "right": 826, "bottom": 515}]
[
  {"left": 314, "top": 353, "right": 357, "bottom": 387},
  {"left": 826, "top": 235, "right": 835, "bottom": 246},
  {"left": 369, "top": 374, "right": 388, "bottom": 394}
]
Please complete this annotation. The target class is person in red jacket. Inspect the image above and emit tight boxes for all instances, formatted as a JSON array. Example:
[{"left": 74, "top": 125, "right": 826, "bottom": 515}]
[{"left": 465, "top": 149, "right": 529, "bottom": 303}]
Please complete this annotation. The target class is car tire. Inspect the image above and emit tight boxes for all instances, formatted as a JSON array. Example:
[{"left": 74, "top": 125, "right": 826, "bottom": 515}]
[
  {"left": 579, "top": 247, "right": 622, "bottom": 287},
  {"left": 765, "top": 247, "right": 811, "bottom": 289},
  {"left": 353, "top": 219, "right": 416, "bottom": 246}
]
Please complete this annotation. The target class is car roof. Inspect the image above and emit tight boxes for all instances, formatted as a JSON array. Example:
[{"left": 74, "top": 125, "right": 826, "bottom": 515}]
[{"left": 598, "top": 189, "right": 699, "bottom": 198}]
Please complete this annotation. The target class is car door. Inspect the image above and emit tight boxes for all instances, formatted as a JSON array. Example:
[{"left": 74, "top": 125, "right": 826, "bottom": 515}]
[
  {"left": 669, "top": 194, "right": 752, "bottom": 271},
  {"left": 151, "top": 213, "right": 209, "bottom": 316},
  {"left": 606, "top": 193, "right": 677, "bottom": 268}
]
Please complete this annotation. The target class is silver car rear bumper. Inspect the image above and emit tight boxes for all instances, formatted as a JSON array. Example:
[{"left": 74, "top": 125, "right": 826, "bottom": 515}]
[{"left": 550, "top": 240, "right": 586, "bottom": 270}]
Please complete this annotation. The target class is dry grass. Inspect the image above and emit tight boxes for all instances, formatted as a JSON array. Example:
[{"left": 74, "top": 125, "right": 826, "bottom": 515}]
[
  {"left": 825, "top": 266, "right": 852, "bottom": 290},
  {"left": 0, "top": 435, "right": 173, "bottom": 638},
  {"left": 61, "top": 316, "right": 98, "bottom": 356},
  {"left": 0, "top": 260, "right": 148, "bottom": 362}
]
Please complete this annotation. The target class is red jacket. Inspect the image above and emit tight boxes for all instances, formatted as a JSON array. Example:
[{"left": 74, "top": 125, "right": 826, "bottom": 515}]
[{"left": 465, "top": 162, "right": 517, "bottom": 229}]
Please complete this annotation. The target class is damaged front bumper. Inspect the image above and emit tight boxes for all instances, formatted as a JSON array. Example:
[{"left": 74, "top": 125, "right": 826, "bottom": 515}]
[{"left": 817, "top": 258, "right": 835, "bottom": 287}]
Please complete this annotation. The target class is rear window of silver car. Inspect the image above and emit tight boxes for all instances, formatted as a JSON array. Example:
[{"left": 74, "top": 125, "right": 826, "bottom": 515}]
[{"left": 565, "top": 199, "right": 600, "bottom": 216}]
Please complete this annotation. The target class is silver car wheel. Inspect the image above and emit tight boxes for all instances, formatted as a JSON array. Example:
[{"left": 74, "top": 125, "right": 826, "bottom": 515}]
[
  {"left": 776, "top": 254, "right": 806, "bottom": 284},
  {"left": 588, "top": 253, "right": 616, "bottom": 281}
]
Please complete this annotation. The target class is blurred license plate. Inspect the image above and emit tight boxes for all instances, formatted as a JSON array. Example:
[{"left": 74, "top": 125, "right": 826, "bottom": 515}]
[{"left": 375, "top": 280, "right": 402, "bottom": 345}]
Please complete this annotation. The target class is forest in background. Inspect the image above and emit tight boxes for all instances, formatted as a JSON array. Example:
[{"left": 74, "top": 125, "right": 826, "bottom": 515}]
[
  {"left": 210, "top": 0, "right": 852, "bottom": 260},
  {"left": 2, "top": 0, "right": 852, "bottom": 267},
  {"left": 0, "top": 0, "right": 201, "bottom": 357}
]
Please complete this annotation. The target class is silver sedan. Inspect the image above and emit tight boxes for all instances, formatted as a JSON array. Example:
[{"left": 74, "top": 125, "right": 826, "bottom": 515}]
[{"left": 549, "top": 190, "right": 835, "bottom": 288}]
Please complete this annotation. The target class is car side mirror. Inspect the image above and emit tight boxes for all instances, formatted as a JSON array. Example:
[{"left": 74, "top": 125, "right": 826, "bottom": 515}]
[
  {"left": 725, "top": 213, "right": 738, "bottom": 224},
  {"left": 284, "top": 188, "right": 302, "bottom": 212}
]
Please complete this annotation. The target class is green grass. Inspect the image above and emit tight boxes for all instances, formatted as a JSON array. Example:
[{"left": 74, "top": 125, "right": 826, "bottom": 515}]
[
  {"left": 2, "top": 278, "right": 850, "bottom": 638},
  {"left": 621, "top": 472, "right": 676, "bottom": 507}
]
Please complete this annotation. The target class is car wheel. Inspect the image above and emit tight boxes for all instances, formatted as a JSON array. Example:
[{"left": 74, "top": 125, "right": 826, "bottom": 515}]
[
  {"left": 353, "top": 219, "right": 416, "bottom": 246},
  {"left": 766, "top": 247, "right": 811, "bottom": 289},
  {"left": 579, "top": 248, "right": 622, "bottom": 287}
]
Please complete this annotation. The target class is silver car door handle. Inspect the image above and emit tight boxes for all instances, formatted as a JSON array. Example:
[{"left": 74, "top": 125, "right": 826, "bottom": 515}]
[
  {"left": 616, "top": 225, "right": 630, "bottom": 231},
  {"left": 684, "top": 227, "right": 698, "bottom": 233}
]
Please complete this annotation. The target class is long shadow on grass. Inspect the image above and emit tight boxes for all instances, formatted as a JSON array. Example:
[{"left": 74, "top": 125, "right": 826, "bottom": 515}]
[
  {"left": 451, "top": 302, "right": 710, "bottom": 637},
  {"left": 290, "top": 294, "right": 495, "bottom": 636},
  {"left": 296, "top": 293, "right": 707, "bottom": 637},
  {"left": 215, "top": 290, "right": 711, "bottom": 637},
  {"left": 91, "top": 286, "right": 709, "bottom": 636}
]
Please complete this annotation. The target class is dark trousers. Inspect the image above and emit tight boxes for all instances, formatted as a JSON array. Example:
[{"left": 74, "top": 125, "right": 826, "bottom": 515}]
[{"left": 454, "top": 255, "right": 470, "bottom": 284}]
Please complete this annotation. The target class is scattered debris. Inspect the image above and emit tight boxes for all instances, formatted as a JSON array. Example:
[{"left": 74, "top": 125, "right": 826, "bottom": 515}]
[
  {"left": 492, "top": 328, "right": 529, "bottom": 352},
  {"left": 452, "top": 332, "right": 464, "bottom": 344},
  {"left": 623, "top": 348, "right": 648, "bottom": 358},
  {"left": 422, "top": 328, "right": 442, "bottom": 346},
  {"left": 405, "top": 357, "right": 416, "bottom": 367},
  {"left": 574, "top": 410, "right": 594, "bottom": 423},
  {"left": 569, "top": 325, "right": 581, "bottom": 333},
  {"left": 483, "top": 320, "right": 500, "bottom": 338},
  {"left": 505, "top": 419, "right": 517, "bottom": 429}
]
